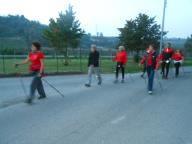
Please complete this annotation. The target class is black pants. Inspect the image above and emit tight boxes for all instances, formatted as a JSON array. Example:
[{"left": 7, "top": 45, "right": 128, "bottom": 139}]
[
  {"left": 30, "top": 71, "right": 46, "bottom": 98},
  {"left": 161, "top": 61, "right": 170, "bottom": 78},
  {"left": 174, "top": 62, "right": 181, "bottom": 76},
  {"left": 116, "top": 62, "right": 125, "bottom": 79}
]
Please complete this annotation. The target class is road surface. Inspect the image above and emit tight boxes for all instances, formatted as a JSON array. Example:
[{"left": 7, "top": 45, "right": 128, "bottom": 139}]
[{"left": 0, "top": 70, "right": 192, "bottom": 144}]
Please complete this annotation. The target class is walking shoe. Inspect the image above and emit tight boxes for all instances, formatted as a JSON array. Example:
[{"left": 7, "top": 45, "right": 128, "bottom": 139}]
[
  {"left": 121, "top": 79, "right": 125, "bottom": 83},
  {"left": 113, "top": 79, "right": 118, "bottom": 83},
  {"left": 148, "top": 91, "right": 153, "bottom": 95},
  {"left": 38, "top": 96, "right": 47, "bottom": 100},
  {"left": 25, "top": 97, "right": 33, "bottom": 104},
  {"left": 98, "top": 81, "right": 102, "bottom": 85},
  {"left": 85, "top": 84, "right": 91, "bottom": 87}
]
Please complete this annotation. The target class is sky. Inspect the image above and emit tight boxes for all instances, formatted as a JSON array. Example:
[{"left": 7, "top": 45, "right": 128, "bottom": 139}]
[{"left": 0, "top": 0, "right": 191, "bottom": 38}]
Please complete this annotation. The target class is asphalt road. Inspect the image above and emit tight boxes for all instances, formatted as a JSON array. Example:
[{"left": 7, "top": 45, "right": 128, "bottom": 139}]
[{"left": 0, "top": 70, "right": 192, "bottom": 144}]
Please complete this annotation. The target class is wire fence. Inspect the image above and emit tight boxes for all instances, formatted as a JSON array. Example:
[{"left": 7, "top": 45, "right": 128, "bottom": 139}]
[
  {"left": 0, "top": 48, "right": 191, "bottom": 75},
  {"left": 0, "top": 48, "right": 119, "bottom": 75}
]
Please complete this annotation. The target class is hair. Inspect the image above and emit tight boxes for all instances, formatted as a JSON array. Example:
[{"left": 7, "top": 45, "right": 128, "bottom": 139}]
[
  {"left": 149, "top": 44, "right": 154, "bottom": 48},
  {"left": 91, "top": 44, "right": 97, "bottom": 49},
  {"left": 119, "top": 46, "right": 125, "bottom": 51},
  {"left": 32, "top": 42, "right": 41, "bottom": 50},
  {"left": 166, "top": 42, "right": 171, "bottom": 48}
]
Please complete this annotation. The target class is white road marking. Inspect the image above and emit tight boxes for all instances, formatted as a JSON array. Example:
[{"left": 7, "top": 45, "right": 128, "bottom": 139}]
[{"left": 111, "top": 115, "right": 126, "bottom": 124}]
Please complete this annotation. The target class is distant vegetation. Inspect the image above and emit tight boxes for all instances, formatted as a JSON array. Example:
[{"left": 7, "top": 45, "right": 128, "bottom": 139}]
[
  {"left": 0, "top": 14, "right": 119, "bottom": 55},
  {"left": 0, "top": 13, "right": 189, "bottom": 56}
]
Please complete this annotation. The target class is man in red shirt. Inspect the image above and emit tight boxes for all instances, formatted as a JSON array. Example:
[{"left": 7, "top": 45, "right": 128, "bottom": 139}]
[
  {"left": 113, "top": 46, "right": 127, "bottom": 83},
  {"left": 15, "top": 42, "right": 46, "bottom": 104},
  {"left": 161, "top": 43, "right": 174, "bottom": 79},
  {"left": 140, "top": 44, "right": 160, "bottom": 94},
  {"left": 172, "top": 50, "right": 184, "bottom": 77}
]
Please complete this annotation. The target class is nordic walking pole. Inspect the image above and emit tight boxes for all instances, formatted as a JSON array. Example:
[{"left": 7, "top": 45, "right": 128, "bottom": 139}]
[
  {"left": 155, "top": 71, "right": 163, "bottom": 91},
  {"left": 15, "top": 67, "right": 28, "bottom": 98},
  {"left": 42, "top": 79, "right": 64, "bottom": 98}
]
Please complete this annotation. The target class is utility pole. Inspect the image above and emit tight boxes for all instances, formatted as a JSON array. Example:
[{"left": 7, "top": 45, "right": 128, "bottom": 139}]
[{"left": 160, "top": 0, "right": 167, "bottom": 53}]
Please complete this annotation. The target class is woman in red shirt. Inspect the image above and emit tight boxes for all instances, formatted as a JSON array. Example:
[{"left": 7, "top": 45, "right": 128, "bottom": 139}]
[
  {"left": 140, "top": 44, "right": 160, "bottom": 94},
  {"left": 172, "top": 50, "right": 184, "bottom": 77},
  {"left": 15, "top": 42, "right": 46, "bottom": 104},
  {"left": 113, "top": 46, "right": 127, "bottom": 83}
]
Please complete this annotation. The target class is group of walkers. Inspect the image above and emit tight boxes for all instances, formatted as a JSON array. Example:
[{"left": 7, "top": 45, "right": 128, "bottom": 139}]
[
  {"left": 15, "top": 42, "right": 184, "bottom": 104},
  {"left": 84, "top": 43, "right": 184, "bottom": 95}
]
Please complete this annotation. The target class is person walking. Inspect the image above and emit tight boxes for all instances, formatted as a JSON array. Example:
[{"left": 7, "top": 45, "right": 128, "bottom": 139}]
[
  {"left": 113, "top": 46, "right": 127, "bottom": 83},
  {"left": 172, "top": 50, "right": 184, "bottom": 77},
  {"left": 140, "top": 44, "right": 160, "bottom": 95},
  {"left": 161, "top": 43, "right": 174, "bottom": 79},
  {"left": 141, "top": 48, "right": 150, "bottom": 78},
  {"left": 85, "top": 44, "right": 102, "bottom": 87},
  {"left": 15, "top": 42, "right": 46, "bottom": 104}
]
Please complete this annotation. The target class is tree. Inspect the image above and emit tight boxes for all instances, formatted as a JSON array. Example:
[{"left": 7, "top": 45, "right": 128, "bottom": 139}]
[
  {"left": 185, "top": 35, "right": 192, "bottom": 53},
  {"left": 118, "top": 13, "right": 163, "bottom": 62},
  {"left": 43, "top": 5, "right": 84, "bottom": 65}
]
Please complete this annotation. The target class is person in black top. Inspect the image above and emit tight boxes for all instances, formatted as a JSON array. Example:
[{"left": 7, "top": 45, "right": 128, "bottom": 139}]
[
  {"left": 85, "top": 44, "right": 102, "bottom": 87},
  {"left": 161, "top": 43, "right": 174, "bottom": 79}
]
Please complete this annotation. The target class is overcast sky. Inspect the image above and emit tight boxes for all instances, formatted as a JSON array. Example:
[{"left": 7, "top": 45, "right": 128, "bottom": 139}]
[{"left": 0, "top": 0, "right": 191, "bottom": 38}]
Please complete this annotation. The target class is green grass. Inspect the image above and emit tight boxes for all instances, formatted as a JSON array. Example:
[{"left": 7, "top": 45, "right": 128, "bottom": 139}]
[{"left": 0, "top": 57, "right": 192, "bottom": 75}]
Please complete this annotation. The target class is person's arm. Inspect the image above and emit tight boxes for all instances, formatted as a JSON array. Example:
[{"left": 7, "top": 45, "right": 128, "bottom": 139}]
[
  {"left": 88, "top": 53, "right": 91, "bottom": 67},
  {"left": 123, "top": 53, "right": 127, "bottom": 65},
  {"left": 155, "top": 55, "right": 161, "bottom": 70},
  {"left": 113, "top": 53, "right": 117, "bottom": 62},
  {"left": 15, "top": 57, "right": 29, "bottom": 67},
  {"left": 140, "top": 55, "right": 146, "bottom": 66},
  {"left": 39, "top": 59, "right": 44, "bottom": 74}
]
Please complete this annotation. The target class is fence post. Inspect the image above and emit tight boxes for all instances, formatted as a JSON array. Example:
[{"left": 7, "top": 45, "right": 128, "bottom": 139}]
[
  {"left": 56, "top": 50, "right": 59, "bottom": 73},
  {"left": 2, "top": 54, "right": 5, "bottom": 74},
  {"left": 80, "top": 47, "right": 82, "bottom": 72}
]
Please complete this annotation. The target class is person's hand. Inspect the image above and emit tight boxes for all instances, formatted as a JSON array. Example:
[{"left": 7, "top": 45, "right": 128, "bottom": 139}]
[
  {"left": 14, "top": 63, "right": 19, "bottom": 68},
  {"left": 138, "top": 63, "right": 142, "bottom": 67},
  {"left": 37, "top": 73, "right": 42, "bottom": 77}
]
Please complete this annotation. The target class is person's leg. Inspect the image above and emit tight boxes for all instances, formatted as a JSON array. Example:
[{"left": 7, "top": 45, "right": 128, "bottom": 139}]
[
  {"left": 165, "top": 62, "right": 170, "bottom": 78},
  {"left": 146, "top": 67, "right": 151, "bottom": 91},
  {"left": 36, "top": 77, "right": 46, "bottom": 99},
  {"left": 115, "top": 63, "right": 120, "bottom": 80},
  {"left": 27, "top": 76, "right": 38, "bottom": 103},
  {"left": 94, "top": 67, "right": 102, "bottom": 85},
  {"left": 161, "top": 62, "right": 166, "bottom": 78},
  {"left": 147, "top": 67, "right": 154, "bottom": 93},
  {"left": 121, "top": 64, "right": 125, "bottom": 83},
  {"left": 85, "top": 66, "right": 93, "bottom": 87},
  {"left": 175, "top": 62, "right": 180, "bottom": 77},
  {"left": 148, "top": 69, "right": 155, "bottom": 92}
]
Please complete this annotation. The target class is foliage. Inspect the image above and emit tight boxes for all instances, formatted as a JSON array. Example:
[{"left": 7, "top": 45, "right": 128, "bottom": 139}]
[
  {"left": 118, "top": 13, "right": 163, "bottom": 62},
  {"left": 43, "top": 5, "right": 84, "bottom": 65},
  {"left": 0, "top": 15, "right": 48, "bottom": 48},
  {"left": 184, "top": 35, "right": 192, "bottom": 52}
]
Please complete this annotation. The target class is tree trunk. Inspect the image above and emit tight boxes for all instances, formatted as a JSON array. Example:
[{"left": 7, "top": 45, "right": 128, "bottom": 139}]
[
  {"left": 63, "top": 47, "right": 69, "bottom": 66},
  {"left": 134, "top": 50, "right": 140, "bottom": 63}
]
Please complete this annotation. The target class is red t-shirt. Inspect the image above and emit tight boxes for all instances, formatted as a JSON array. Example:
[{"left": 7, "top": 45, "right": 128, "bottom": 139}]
[
  {"left": 113, "top": 51, "right": 127, "bottom": 65},
  {"left": 28, "top": 51, "right": 44, "bottom": 72},
  {"left": 172, "top": 53, "right": 183, "bottom": 61}
]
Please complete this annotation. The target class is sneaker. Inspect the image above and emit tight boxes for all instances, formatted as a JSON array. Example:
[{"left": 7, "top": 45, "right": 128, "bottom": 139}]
[
  {"left": 25, "top": 97, "right": 33, "bottom": 104},
  {"left": 121, "top": 79, "right": 125, "bottom": 83},
  {"left": 85, "top": 84, "right": 91, "bottom": 87},
  {"left": 113, "top": 80, "right": 118, "bottom": 83},
  {"left": 38, "top": 96, "right": 47, "bottom": 100},
  {"left": 148, "top": 91, "right": 153, "bottom": 95},
  {"left": 98, "top": 81, "right": 102, "bottom": 85}
]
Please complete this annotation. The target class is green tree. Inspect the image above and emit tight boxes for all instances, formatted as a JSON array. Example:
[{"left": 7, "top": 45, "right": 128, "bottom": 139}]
[
  {"left": 43, "top": 5, "right": 84, "bottom": 65},
  {"left": 185, "top": 35, "right": 192, "bottom": 52},
  {"left": 118, "top": 13, "right": 163, "bottom": 62}
]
